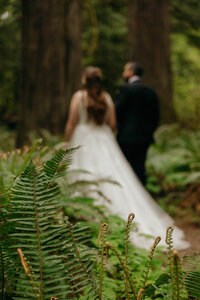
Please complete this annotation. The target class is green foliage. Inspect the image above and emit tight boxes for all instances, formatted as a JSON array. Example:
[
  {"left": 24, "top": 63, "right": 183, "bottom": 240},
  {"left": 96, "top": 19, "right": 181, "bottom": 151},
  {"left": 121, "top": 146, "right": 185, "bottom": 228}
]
[
  {"left": 83, "top": 0, "right": 127, "bottom": 97},
  {"left": 170, "top": 0, "right": 200, "bottom": 128},
  {"left": 1, "top": 137, "right": 200, "bottom": 299},
  {"left": 182, "top": 252, "right": 200, "bottom": 299},
  {"left": 171, "top": 33, "right": 200, "bottom": 128},
  {"left": 1, "top": 148, "right": 99, "bottom": 299},
  {"left": 171, "top": 0, "right": 200, "bottom": 46},
  {"left": 147, "top": 124, "right": 200, "bottom": 189},
  {"left": 146, "top": 124, "right": 200, "bottom": 221}
]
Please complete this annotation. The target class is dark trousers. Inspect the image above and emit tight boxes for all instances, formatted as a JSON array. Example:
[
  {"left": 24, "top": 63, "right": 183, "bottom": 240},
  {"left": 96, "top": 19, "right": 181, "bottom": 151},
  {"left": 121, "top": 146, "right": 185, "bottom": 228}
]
[{"left": 119, "top": 143, "right": 150, "bottom": 185}]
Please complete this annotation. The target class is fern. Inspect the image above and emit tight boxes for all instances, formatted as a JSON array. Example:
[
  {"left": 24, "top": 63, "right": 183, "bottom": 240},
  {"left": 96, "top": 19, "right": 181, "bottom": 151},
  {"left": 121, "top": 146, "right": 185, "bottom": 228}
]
[
  {"left": 124, "top": 213, "right": 135, "bottom": 299},
  {"left": 105, "top": 241, "right": 137, "bottom": 299},
  {"left": 165, "top": 226, "right": 175, "bottom": 298},
  {"left": 173, "top": 250, "right": 181, "bottom": 300},
  {"left": 7, "top": 149, "right": 98, "bottom": 299},
  {"left": 138, "top": 236, "right": 161, "bottom": 299},
  {"left": 0, "top": 205, "right": 16, "bottom": 299},
  {"left": 182, "top": 252, "right": 200, "bottom": 299},
  {"left": 65, "top": 219, "right": 98, "bottom": 298},
  {"left": 43, "top": 147, "right": 78, "bottom": 184},
  {"left": 1, "top": 143, "right": 200, "bottom": 299},
  {"left": 97, "top": 223, "right": 109, "bottom": 300}
]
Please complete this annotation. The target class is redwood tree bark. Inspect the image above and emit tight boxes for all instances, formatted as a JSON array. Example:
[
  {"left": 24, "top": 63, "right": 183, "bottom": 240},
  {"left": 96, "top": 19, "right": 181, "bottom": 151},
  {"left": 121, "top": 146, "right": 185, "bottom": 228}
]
[
  {"left": 17, "top": 0, "right": 82, "bottom": 145},
  {"left": 127, "top": 0, "right": 176, "bottom": 123},
  {"left": 65, "top": 0, "right": 82, "bottom": 116}
]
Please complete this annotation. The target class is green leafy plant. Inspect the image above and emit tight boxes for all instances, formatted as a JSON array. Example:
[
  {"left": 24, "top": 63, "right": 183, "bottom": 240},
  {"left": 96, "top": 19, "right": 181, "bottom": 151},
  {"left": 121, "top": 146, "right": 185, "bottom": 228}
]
[
  {"left": 1, "top": 148, "right": 99, "bottom": 299},
  {"left": 146, "top": 124, "right": 200, "bottom": 224},
  {"left": 1, "top": 144, "right": 200, "bottom": 299}
]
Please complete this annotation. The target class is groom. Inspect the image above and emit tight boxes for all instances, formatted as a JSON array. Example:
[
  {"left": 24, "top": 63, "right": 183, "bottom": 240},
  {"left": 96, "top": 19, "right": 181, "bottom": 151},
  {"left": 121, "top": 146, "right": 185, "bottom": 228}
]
[{"left": 115, "top": 62, "right": 159, "bottom": 185}]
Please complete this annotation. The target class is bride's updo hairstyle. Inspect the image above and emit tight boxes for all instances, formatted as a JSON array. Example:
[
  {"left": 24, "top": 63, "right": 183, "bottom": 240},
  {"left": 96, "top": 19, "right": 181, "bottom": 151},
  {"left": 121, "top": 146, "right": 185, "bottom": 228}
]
[{"left": 82, "top": 66, "right": 107, "bottom": 125}]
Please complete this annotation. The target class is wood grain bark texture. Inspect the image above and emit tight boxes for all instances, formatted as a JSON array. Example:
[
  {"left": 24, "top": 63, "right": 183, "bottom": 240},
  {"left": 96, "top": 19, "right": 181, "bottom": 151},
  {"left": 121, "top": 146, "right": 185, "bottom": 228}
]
[
  {"left": 127, "top": 0, "right": 176, "bottom": 123},
  {"left": 18, "top": 0, "right": 82, "bottom": 144}
]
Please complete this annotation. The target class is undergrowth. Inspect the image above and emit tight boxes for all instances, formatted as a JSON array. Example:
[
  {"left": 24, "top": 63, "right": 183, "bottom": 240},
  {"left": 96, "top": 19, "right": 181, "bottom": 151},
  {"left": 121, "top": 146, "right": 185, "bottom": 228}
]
[{"left": 0, "top": 127, "right": 200, "bottom": 298}]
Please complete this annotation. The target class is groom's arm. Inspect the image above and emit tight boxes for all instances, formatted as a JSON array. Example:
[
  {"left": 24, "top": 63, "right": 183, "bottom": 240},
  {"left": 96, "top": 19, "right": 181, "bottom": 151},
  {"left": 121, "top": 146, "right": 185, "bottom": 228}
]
[{"left": 115, "top": 84, "right": 130, "bottom": 121}]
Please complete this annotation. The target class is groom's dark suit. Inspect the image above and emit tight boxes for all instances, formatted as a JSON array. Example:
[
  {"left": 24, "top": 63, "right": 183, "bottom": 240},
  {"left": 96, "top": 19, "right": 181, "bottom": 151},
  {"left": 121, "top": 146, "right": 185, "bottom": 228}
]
[{"left": 116, "top": 79, "right": 159, "bottom": 184}]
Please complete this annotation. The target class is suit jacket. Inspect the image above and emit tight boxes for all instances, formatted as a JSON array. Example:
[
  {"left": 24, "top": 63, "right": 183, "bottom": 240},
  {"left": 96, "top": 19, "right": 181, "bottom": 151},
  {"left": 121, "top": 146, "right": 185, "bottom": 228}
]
[{"left": 115, "top": 80, "right": 159, "bottom": 144}]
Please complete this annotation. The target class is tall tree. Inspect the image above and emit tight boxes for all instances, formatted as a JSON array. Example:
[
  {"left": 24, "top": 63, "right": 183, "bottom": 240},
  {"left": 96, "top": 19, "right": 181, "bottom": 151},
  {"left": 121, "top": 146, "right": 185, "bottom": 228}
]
[
  {"left": 17, "top": 0, "right": 82, "bottom": 145},
  {"left": 127, "top": 0, "right": 176, "bottom": 123},
  {"left": 65, "top": 0, "right": 82, "bottom": 115}
]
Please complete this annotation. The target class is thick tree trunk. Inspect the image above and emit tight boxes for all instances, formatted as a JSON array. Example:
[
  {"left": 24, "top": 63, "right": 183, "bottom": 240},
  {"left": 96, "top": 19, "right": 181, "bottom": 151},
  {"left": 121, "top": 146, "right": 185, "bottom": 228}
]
[
  {"left": 65, "top": 0, "right": 82, "bottom": 116},
  {"left": 17, "top": 0, "right": 82, "bottom": 146},
  {"left": 127, "top": 0, "right": 176, "bottom": 123}
]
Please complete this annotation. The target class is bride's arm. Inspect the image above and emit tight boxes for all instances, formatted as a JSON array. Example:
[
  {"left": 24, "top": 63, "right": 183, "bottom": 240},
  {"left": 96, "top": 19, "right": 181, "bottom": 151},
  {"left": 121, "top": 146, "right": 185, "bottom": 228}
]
[
  {"left": 106, "top": 94, "right": 117, "bottom": 132},
  {"left": 64, "top": 92, "right": 80, "bottom": 141}
]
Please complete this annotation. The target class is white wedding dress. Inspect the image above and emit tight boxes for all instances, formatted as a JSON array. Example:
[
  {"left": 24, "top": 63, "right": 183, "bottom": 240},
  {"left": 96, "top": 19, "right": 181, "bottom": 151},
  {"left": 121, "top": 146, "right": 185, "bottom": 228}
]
[{"left": 69, "top": 91, "right": 189, "bottom": 250}]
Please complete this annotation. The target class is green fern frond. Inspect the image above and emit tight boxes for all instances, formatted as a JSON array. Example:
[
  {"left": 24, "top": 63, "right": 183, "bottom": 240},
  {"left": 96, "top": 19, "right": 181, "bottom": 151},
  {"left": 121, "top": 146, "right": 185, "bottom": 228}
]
[
  {"left": 63, "top": 196, "right": 108, "bottom": 223},
  {"left": 7, "top": 153, "right": 98, "bottom": 299},
  {"left": 43, "top": 147, "right": 79, "bottom": 184},
  {"left": 184, "top": 270, "right": 200, "bottom": 299},
  {"left": 182, "top": 252, "right": 200, "bottom": 299},
  {"left": 0, "top": 243, "right": 16, "bottom": 299},
  {"left": 64, "top": 219, "right": 99, "bottom": 299},
  {"left": 9, "top": 162, "right": 69, "bottom": 299},
  {"left": 0, "top": 251, "right": 16, "bottom": 297},
  {"left": 6, "top": 147, "right": 101, "bottom": 299},
  {"left": 66, "top": 178, "right": 120, "bottom": 204},
  {"left": 0, "top": 204, "right": 17, "bottom": 298}
]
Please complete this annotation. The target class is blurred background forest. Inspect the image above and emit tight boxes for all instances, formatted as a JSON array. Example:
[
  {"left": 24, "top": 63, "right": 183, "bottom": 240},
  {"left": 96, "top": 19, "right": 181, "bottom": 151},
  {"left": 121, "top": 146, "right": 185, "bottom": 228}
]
[
  {"left": 1, "top": 0, "right": 200, "bottom": 225},
  {"left": 1, "top": 0, "right": 200, "bottom": 138}
]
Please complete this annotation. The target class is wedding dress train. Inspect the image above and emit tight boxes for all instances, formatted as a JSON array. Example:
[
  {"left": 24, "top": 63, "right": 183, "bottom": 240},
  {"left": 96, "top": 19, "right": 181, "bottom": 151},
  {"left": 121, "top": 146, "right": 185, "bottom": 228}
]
[{"left": 69, "top": 91, "right": 189, "bottom": 250}]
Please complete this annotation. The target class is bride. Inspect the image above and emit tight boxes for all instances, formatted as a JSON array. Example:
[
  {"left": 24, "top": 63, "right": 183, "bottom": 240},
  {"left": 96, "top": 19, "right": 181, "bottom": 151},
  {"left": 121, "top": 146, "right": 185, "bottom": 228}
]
[{"left": 64, "top": 66, "right": 189, "bottom": 250}]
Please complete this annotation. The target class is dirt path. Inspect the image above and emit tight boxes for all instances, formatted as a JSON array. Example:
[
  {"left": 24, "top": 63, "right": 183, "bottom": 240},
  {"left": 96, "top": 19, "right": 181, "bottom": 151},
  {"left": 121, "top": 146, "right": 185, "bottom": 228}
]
[{"left": 175, "top": 220, "right": 200, "bottom": 256}]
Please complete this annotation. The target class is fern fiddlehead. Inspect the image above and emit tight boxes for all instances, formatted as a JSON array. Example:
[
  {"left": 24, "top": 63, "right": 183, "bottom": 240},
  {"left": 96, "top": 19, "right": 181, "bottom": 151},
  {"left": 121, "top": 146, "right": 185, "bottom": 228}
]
[
  {"left": 97, "top": 223, "right": 109, "bottom": 300},
  {"left": 125, "top": 213, "right": 135, "bottom": 300},
  {"left": 166, "top": 226, "right": 175, "bottom": 299},
  {"left": 173, "top": 250, "right": 181, "bottom": 300},
  {"left": 140, "top": 236, "right": 161, "bottom": 298},
  {"left": 137, "top": 288, "right": 145, "bottom": 300}
]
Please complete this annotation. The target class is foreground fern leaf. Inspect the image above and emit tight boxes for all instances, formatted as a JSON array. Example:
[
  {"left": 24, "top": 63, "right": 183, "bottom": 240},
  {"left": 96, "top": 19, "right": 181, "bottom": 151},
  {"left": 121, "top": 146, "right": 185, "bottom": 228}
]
[
  {"left": 183, "top": 252, "right": 200, "bottom": 299},
  {"left": 7, "top": 150, "right": 98, "bottom": 299},
  {"left": 43, "top": 147, "right": 78, "bottom": 184},
  {"left": 9, "top": 161, "right": 70, "bottom": 299},
  {"left": 0, "top": 202, "right": 17, "bottom": 299}
]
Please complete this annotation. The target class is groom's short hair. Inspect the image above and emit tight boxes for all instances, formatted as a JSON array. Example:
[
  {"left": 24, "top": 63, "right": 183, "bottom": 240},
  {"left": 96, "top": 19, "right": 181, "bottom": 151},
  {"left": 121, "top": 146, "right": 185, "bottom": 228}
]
[{"left": 128, "top": 62, "right": 144, "bottom": 77}]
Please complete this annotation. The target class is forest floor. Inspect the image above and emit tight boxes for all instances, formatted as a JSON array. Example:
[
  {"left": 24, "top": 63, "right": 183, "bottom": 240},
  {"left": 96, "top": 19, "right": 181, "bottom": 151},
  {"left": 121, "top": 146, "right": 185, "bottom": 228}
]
[
  {"left": 175, "top": 218, "right": 200, "bottom": 256},
  {"left": 156, "top": 194, "right": 200, "bottom": 256}
]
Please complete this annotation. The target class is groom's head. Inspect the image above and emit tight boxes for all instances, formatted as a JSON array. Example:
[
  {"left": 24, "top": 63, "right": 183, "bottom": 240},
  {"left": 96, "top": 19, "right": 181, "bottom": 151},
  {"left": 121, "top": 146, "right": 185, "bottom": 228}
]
[{"left": 122, "top": 62, "right": 144, "bottom": 81}]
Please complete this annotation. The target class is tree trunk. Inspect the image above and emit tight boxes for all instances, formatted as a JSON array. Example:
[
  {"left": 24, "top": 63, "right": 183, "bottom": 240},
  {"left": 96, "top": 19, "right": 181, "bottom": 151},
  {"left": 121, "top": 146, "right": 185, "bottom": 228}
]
[
  {"left": 17, "top": 0, "right": 82, "bottom": 146},
  {"left": 65, "top": 0, "right": 82, "bottom": 116},
  {"left": 127, "top": 0, "right": 176, "bottom": 123}
]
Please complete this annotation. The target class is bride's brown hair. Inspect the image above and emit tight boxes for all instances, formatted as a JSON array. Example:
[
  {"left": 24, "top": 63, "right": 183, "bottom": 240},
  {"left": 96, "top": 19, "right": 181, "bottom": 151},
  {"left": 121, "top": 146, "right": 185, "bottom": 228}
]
[{"left": 82, "top": 66, "right": 107, "bottom": 125}]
